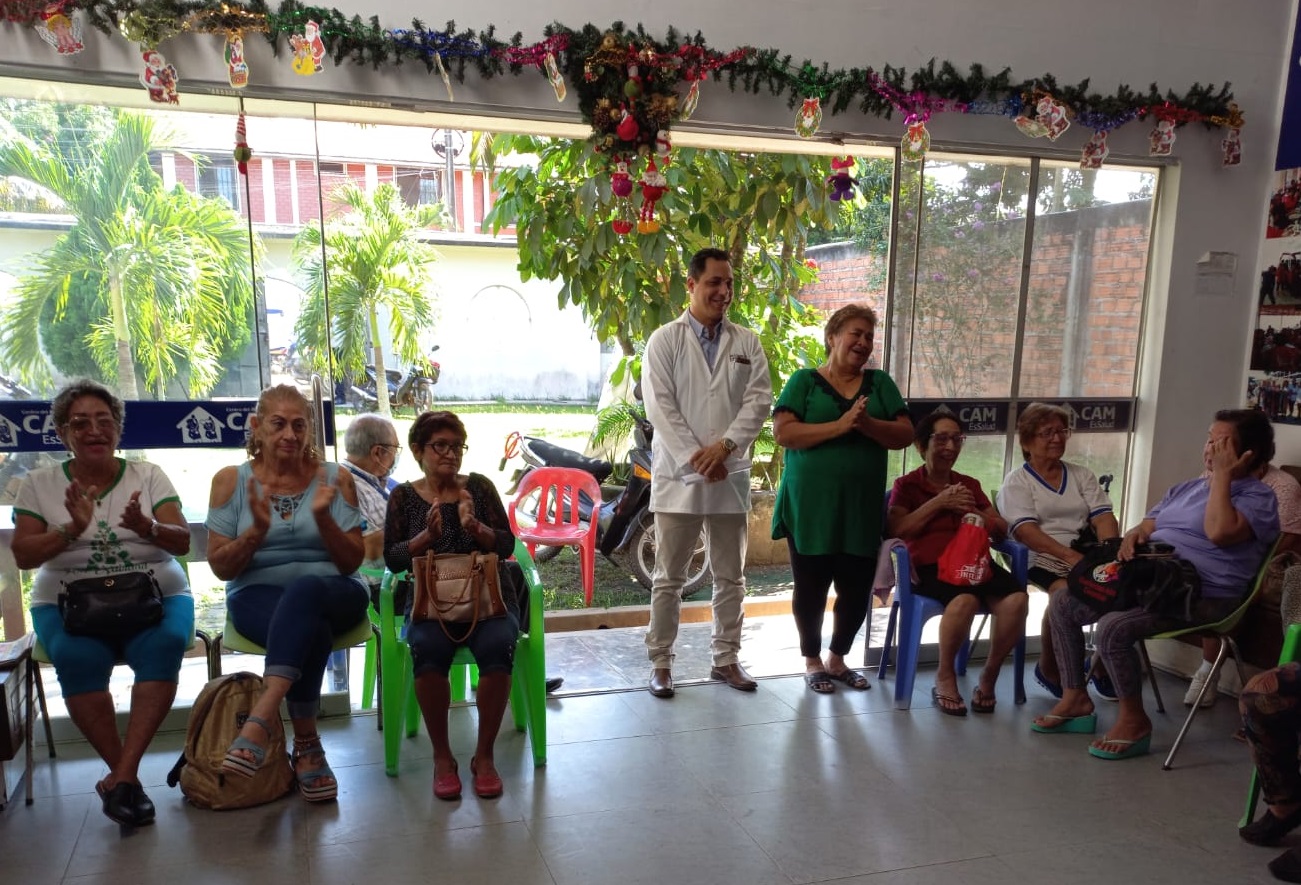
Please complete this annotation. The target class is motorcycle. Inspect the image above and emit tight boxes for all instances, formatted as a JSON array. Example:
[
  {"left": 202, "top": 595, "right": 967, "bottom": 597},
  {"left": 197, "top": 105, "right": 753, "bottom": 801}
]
[
  {"left": 340, "top": 364, "right": 403, "bottom": 411},
  {"left": 394, "top": 346, "right": 441, "bottom": 412},
  {"left": 501, "top": 418, "right": 711, "bottom": 598}
]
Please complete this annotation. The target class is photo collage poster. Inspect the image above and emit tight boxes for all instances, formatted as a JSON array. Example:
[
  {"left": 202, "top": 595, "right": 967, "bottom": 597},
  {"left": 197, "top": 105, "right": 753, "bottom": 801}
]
[{"left": 1247, "top": 7, "right": 1301, "bottom": 424}]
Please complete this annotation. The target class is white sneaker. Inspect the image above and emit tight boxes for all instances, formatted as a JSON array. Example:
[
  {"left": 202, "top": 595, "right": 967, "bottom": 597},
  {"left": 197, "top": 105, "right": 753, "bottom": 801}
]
[{"left": 1184, "top": 669, "right": 1220, "bottom": 707}]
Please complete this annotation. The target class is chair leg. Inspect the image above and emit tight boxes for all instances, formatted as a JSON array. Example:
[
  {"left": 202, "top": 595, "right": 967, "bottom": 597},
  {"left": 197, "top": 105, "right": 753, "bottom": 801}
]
[
  {"left": 877, "top": 602, "right": 898, "bottom": 677},
  {"left": 1013, "top": 633, "right": 1027, "bottom": 705},
  {"left": 210, "top": 634, "right": 224, "bottom": 680},
  {"left": 1163, "top": 637, "right": 1229, "bottom": 771},
  {"left": 957, "top": 614, "right": 988, "bottom": 676},
  {"left": 1137, "top": 640, "right": 1164, "bottom": 714},
  {"left": 895, "top": 603, "right": 924, "bottom": 710},
  {"left": 32, "top": 659, "right": 54, "bottom": 758},
  {"left": 1227, "top": 636, "right": 1250, "bottom": 699},
  {"left": 1242, "top": 769, "right": 1262, "bottom": 828}
]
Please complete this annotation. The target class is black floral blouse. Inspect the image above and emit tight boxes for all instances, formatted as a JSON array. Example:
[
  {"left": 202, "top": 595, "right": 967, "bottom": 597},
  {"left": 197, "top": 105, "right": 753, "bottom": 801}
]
[{"left": 382, "top": 472, "right": 515, "bottom": 575}]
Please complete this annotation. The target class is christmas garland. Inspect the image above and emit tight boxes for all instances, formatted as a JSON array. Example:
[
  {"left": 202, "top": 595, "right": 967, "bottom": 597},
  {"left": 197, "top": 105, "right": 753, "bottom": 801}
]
[{"left": 0, "top": 2, "right": 1247, "bottom": 182}]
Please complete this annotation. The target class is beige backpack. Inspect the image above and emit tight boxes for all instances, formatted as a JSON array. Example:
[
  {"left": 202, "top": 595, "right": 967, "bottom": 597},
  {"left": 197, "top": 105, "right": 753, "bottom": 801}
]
[{"left": 166, "top": 671, "right": 294, "bottom": 810}]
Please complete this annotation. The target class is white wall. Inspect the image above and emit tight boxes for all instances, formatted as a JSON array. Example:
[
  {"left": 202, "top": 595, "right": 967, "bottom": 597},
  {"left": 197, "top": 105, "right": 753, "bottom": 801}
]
[{"left": 1, "top": 0, "right": 1295, "bottom": 516}]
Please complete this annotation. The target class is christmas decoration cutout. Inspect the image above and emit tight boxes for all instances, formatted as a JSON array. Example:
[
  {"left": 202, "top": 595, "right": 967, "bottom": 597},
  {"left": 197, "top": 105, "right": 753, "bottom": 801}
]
[
  {"left": 543, "top": 52, "right": 566, "bottom": 102},
  {"left": 1222, "top": 127, "right": 1242, "bottom": 167},
  {"left": 795, "top": 97, "right": 822, "bottom": 139},
  {"left": 1149, "top": 118, "right": 1176, "bottom": 156},
  {"left": 36, "top": 3, "right": 83, "bottom": 55},
  {"left": 1080, "top": 131, "right": 1109, "bottom": 169},
  {"left": 140, "top": 49, "right": 179, "bottom": 104},
  {"left": 901, "top": 120, "right": 930, "bottom": 163},
  {"left": 1036, "top": 96, "right": 1070, "bottom": 141},
  {"left": 289, "top": 20, "right": 325, "bottom": 76},
  {"left": 225, "top": 32, "right": 249, "bottom": 88},
  {"left": 1014, "top": 113, "right": 1049, "bottom": 139}
]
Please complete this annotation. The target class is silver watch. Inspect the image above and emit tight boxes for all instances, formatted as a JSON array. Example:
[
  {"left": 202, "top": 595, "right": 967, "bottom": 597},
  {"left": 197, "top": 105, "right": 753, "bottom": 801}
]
[{"left": 721, "top": 438, "right": 737, "bottom": 454}]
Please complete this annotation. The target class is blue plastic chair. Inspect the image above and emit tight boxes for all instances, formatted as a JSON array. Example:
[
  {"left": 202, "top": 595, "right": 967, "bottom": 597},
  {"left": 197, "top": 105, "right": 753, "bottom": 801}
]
[{"left": 877, "top": 538, "right": 1029, "bottom": 710}]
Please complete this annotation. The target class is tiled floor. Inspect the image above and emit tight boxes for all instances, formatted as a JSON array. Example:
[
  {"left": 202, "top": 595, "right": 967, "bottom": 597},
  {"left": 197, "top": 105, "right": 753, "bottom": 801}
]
[{"left": 3, "top": 603, "right": 1284, "bottom": 885}]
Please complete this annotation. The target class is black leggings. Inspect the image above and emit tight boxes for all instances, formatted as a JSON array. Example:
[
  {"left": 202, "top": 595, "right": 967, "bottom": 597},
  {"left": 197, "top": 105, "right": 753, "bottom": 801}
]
[{"left": 787, "top": 539, "right": 875, "bottom": 659}]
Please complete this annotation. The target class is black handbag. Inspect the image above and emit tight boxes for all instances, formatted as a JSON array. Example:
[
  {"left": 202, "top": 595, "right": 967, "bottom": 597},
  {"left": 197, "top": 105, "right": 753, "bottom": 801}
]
[{"left": 59, "top": 571, "right": 164, "bottom": 641}]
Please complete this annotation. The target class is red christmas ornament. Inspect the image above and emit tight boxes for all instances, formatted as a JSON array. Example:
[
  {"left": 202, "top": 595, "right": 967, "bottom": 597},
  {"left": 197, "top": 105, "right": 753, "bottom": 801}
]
[
  {"left": 637, "top": 157, "right": 667, "bottom": 234},
  {"left": 616, "top": 107, "right": 640, "bottom": 143}
]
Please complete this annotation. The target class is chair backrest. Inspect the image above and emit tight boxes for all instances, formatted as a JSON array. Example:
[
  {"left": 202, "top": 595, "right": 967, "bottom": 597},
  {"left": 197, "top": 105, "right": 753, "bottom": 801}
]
[{"left": 509, "top": 466, "right": 602, "bottom": 535}]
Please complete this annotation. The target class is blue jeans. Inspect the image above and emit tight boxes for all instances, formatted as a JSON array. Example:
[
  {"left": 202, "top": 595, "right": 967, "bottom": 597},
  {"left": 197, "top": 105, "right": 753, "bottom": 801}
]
[
  {"left": 32, "top": 595, "right": 195, "bottom": 697},
  {"left": 228, "top": 575, "right": 368, "bottom": 719}
]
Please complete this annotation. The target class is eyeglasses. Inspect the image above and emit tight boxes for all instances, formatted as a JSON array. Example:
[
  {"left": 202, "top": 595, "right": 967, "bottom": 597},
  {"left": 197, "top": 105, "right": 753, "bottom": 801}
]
[
  {"left": 425, "top": 440, "right": 468, "bottom": 455},
  {"left": 376, "top": 443, "right": 400, "bottom": 455},
  {"left": 64, "top": 416, "right": 118, "bottom": 434},
  {"left": 1036, "top": 427, "right": 1072, "bottom": 441},
  {"left": 930, "top": 433, "right": 966, "bottom": 446}
]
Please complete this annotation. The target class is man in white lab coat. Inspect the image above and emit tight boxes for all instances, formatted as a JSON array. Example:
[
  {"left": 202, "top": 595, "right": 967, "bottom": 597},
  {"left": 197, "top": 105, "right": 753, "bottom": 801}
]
[{"left": 642, "top": 248, "right": 773, "bottom": 697}]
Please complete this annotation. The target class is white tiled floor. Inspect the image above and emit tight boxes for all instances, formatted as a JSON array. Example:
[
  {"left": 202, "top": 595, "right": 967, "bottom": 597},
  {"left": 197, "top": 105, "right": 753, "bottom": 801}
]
[{"left": 3, "top": 636, "right": 1284, "bottom": 885}]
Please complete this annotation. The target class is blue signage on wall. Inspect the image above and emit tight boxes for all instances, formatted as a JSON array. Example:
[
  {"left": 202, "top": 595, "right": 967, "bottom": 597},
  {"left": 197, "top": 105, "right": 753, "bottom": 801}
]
[
  {"left": 907, "top": 400, "right": 1011, "bottom": 435},
  {"left": 1279, "top": 6, "right": 1301, "bottom": 171},
  {"left": 0, "top": 400, "right": 335, "bottom": 452}
]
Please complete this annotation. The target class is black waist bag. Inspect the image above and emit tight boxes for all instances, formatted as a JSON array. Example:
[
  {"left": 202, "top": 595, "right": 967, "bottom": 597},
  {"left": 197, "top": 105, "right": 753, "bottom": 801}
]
[
  {"left": 1122, "top": 556, "right": 1202, "bottom": 623},
  {"left": 59, "top": 571, "right": 163, "bottom": 641}
]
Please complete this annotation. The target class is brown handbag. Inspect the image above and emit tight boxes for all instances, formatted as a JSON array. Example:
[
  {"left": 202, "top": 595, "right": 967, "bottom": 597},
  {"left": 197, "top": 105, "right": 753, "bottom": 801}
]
[{"left": 409, "top": 551, "right": 508, "bottom": 641}]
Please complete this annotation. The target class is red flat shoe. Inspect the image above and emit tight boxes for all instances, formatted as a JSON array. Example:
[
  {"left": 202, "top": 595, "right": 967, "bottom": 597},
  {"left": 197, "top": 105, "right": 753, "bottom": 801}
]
[
  {"left": 469, "top": 756, "right": 503, "bottom": 799},
  {"left": 433, "top": 761, "right": 461, "bottom": 801}
]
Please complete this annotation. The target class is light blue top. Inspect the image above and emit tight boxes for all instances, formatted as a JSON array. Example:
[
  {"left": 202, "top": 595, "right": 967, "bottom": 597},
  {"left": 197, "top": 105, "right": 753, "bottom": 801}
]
[
  {"left": 206, "top": 461, "right": 364, "bottom": 598},
  {"left": 685, "top": 311, "right": 721, "bottom": 371}
]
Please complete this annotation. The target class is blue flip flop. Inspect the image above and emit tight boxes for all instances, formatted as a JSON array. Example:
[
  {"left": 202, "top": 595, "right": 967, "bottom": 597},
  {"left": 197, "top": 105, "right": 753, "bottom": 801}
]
[
  {"left": 1030, "top": 712, "right": 1097, "bottom": 734},
  {"left": 1087, "top": 733, "right": 1152, "bottom": 760}
]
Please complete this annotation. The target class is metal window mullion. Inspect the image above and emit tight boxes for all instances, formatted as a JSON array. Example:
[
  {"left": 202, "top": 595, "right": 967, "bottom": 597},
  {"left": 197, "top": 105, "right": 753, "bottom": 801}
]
[
  {"left": 881, "top": 149, "right": 903, "bottom": 373},
  {"left": 1002, "top": 157, "right": 1041, "bottom": 477}
]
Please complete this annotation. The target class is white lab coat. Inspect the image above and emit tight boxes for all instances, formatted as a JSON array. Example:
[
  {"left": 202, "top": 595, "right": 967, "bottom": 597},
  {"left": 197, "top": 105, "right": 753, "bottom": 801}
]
[{"left": 643, "top": 311, "right": 773, "bottom": 514}]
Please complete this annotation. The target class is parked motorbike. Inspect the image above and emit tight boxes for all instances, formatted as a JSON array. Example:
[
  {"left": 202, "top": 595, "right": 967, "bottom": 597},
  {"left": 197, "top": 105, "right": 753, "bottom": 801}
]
[
  {"left": 340, "top": 364, "right": 403, "bottom": 410},
  {"left": 394, "top": 346, "right": 441, "bottom": 412},
  {"left": 501, "top": 418, "right": 711, "bottom": 597}
]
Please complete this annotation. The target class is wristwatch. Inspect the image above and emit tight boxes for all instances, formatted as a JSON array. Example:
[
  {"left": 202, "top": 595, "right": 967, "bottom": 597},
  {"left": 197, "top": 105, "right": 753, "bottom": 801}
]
[
  {"left": 721, "top": 438, "right": 737, "bottom": 454},
  {"left": 149, "top": 520, "right": 161, "bottom": 539}
]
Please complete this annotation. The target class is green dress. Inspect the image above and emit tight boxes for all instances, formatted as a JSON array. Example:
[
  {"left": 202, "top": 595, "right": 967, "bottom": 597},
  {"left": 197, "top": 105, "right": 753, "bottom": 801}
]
[{"left": 770, "top": 368, "right": 908, "bottom": 557}]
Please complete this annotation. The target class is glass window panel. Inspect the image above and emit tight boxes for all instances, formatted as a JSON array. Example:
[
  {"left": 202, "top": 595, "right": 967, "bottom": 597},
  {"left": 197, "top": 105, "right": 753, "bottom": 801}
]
[
  {"left": 1019, "top": 163, "right": 1155, "bottom": 398},
  {"left": 890, "top": 155, "right": 1031, "bottom": 400}
]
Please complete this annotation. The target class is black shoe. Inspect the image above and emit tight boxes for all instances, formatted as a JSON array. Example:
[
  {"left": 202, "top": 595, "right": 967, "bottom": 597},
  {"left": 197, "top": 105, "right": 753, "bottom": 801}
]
[
  {"left": 96, "top": 781, "right": 138, "bottom": 827},
  {"left": 1271, "top": 848, "right": 1301, "bottom": 883},
  {"left": 1241, "top": 806, "right": 1301, "bottom": 845},
  {"left": 545, "top": 677, "right": 564, "bottom": 694},
  {"left": 131, "top": 784, "right": 156, "bottom": 826}
]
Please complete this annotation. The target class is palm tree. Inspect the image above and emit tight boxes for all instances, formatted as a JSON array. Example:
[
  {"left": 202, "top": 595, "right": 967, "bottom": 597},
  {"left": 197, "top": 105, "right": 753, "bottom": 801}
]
[
  {"left": 0, "top": 107, "right": 257, "bottom": 399},
  {"left": 292, "top": 181, "right": 443, "bottom": 416}
]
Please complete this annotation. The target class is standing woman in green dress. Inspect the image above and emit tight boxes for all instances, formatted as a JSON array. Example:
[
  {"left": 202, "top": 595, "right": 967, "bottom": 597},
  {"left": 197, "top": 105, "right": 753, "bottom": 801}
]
[{"left": 772, "top": 304, "right": 913, "bottom": 693}]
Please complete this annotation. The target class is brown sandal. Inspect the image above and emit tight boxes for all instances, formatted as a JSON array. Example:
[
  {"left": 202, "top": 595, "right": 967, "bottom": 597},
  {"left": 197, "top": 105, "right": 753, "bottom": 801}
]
[
  {"left": 932, "top": 686, "right": 967, "bottom": 717},
  {"left": 971, "top": 687, "right": 996, "bottom": 714}
]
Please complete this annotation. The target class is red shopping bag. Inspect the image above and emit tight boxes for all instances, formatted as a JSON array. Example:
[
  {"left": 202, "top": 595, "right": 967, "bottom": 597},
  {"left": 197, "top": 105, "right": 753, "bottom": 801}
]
[{"left": 937, "top": 514, "right": 993, "bottom": 586}]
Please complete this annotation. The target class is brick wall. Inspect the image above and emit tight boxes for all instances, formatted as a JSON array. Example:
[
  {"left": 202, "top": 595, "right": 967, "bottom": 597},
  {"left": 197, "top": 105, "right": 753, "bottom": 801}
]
[{"left": 801, "top": 201, "right": 1149, "bottom": 398}]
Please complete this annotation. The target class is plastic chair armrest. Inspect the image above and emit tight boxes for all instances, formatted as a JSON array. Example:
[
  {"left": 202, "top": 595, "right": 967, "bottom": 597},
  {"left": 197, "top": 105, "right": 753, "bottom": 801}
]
[
  {"left": 992, "top": 538, "right": 1029, "bottom": 586},
  {"left": 890, "top": 544, "right": 914, "bottom": 602}
]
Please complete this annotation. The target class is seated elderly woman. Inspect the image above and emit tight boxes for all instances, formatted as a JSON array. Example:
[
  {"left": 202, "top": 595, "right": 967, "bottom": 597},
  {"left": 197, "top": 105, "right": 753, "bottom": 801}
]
[
  {"left": 207, "top": 384, "right": 368, "bottom": 803},
  {"left": 1031, "top": 409, "right": 1280, "bottom": 760},
  {"left": 384, "top": 410, "right": 518, "bottom": 801},
  {"left": 998, "top": 402, "right": 1121, "bottom": 698},
  {"left": 11, "top": 380, "right": 193, "bottom": 828},
  {"left": 887, "top": 409, "right": 1028, "bottom": 715}
]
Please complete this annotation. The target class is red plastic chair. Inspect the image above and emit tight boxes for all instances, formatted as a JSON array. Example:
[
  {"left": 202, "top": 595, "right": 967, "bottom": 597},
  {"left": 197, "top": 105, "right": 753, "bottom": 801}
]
[{"left": 508, "top": 467, "right": 602, "bottom": 606}]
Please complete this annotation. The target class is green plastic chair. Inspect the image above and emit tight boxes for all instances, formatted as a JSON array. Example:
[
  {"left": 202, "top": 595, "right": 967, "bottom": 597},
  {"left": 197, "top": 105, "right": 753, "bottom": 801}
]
[
  {"left": 1142, "top": 544, "right": 1277, "bottom": 771},
  {"left": 378, "top": 538, "right": 547, "bottom": 776},
  {"left": 1240, "top": 622, "right": 1301, "bottom": 827},
  {"left": 211, "top": 613, "right": 377, "bottom": 681}
]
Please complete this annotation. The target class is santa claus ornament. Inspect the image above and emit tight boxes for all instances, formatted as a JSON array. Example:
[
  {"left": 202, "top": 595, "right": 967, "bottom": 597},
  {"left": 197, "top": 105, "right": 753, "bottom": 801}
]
[
  {"left": 901, "top": 119, "right": 930, "bottom": 163},
  {"left": 1080, "top": 131, "right": 1109, "bottom": 169},
  {"left": 638, "top": 158, "right": 667, "bottom": 233},
  {"left": 140, "top": 48, "right": 179, "bottom": 104},
  {"left": 289, "top": 20, "right": 325, "bottom": 76},
  {"left": 543, "top": 52, "right": 566, "bottom": 102},
  {"left": 1149, "top": 118, "right": 1176, "bottom": 157},
  {"left": 225, "top": 32, "right": 249, "bottom": 88},
  {"left": 1222, "top": 127, "right": 1242, "bottom": 167},
  {"left": 233, "top": 112, "right": 252, "bottom": 176}
]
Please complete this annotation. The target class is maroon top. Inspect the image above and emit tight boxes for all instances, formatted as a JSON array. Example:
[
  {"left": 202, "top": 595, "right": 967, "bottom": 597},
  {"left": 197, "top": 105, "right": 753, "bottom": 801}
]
[{"left": 889, "top": 466, "right": 993, "bottom": 565}]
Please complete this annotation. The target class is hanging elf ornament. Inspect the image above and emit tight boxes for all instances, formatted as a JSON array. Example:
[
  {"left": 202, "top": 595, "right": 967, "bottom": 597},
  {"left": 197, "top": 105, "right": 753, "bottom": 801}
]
[
  {"left": 1080, "top": 130, "right": 1110, "bottom": 169},
  {"left": 35, "top": 2, "right": 83, "bottom": 55},
  {"left": 543, "top": 51, "right": 566, "bottom": 102},
  {"left": 139, "top": 48, "right": 179, "bottom": 104},
  {"left": 795, "top": 96, "right": 822, "bottom": 139},
  {"left": 233, "top": 112, "right": 252, "bottom": 176},
  {"left": 1149, "top": 118, "right": 1176, "bottom": 156},
  {"left": 901, "top": 116, "right": 930, "bottom": 163},
  {"left": 637, "top": 157, "right": 667, "bottom": 234},
  {"left": 827, "top": 157, "right": 857, "bottom": 202},
  {"left": 224, "top": 32, "right": 249, "bottom": 88},
  {"left": 289, "top": 20, "right": 325, "bottom": 76}
]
